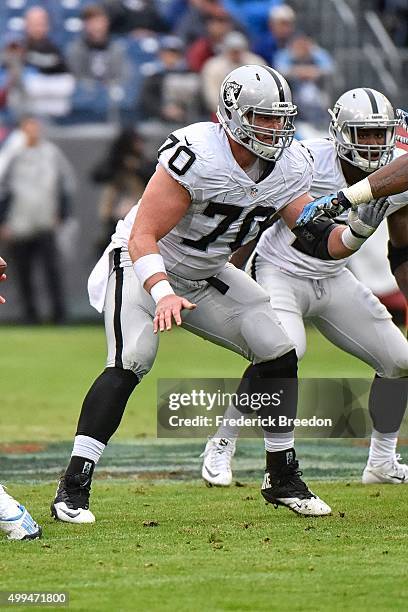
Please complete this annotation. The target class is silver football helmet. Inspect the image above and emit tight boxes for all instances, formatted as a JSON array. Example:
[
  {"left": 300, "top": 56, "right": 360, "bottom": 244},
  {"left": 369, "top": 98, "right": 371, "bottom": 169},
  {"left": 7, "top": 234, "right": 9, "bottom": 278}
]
[
  {"left": 328, "top": 88, "right": 399, "bottom": 172},
  {"left": 216, "top": 65, "right": 297, "bottom": 162}
]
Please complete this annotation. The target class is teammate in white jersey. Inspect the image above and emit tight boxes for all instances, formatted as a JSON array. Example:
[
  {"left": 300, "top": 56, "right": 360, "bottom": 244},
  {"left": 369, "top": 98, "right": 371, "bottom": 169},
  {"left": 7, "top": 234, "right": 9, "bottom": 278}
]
[
  {"left": 50, "top": 67, "right": 381, "bottom": 523},
  {"left": 202, "top": 88, "right": 408, "bottom": 487},
  {"left": 294, "top": 108, "right": 408, "bottom": 225},
  {"left": 0, "top": 265, "right": 42, "bottom": 540}
]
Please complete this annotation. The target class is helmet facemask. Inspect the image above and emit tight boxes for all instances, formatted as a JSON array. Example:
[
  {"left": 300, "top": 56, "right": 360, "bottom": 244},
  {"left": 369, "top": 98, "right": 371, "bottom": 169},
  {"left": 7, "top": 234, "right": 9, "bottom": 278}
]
[{"left": 238, "top": 105, "right": 297, "bottom": 161}]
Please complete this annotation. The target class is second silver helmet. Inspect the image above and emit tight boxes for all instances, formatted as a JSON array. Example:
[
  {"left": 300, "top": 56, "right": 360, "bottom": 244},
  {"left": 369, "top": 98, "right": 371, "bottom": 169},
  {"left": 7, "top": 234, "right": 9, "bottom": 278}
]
[{"left": 328, "top": 88, "right": 399, "bottom": 172}]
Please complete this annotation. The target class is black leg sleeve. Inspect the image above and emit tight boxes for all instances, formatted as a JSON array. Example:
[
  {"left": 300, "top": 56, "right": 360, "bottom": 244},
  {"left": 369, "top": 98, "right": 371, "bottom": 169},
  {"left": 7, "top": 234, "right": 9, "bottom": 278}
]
[
  {"left": 76, "top": 367, "right": 139, "bottom": 444},
  {"left": 369, "top": 374, "right": 408, "bottom": 434},
  {"left": 235, "top": 349, "right": 298, "bottom": 434}
]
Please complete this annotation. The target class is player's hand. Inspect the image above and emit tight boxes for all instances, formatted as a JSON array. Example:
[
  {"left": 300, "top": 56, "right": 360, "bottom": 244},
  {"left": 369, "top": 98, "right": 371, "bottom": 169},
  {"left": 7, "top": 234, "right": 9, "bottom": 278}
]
[
  {"left": 153, "top": 294, "right": 196, "bottom": 333},
  {"left": 295, "top": 191, "right": 352, "bottom": 227},
  {"left": 0, "top": 272, "right": 6, "bottom": 304},
  {"left": 348, "top": 197, "right": 390, "bottom": 238}
]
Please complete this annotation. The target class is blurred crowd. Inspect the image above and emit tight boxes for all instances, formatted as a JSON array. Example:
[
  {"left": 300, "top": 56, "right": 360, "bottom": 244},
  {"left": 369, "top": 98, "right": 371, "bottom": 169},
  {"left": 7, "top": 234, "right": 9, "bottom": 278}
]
[
  {"left": 369, "top": 0, "right": 408, "bottom": 47},
  {"left": 0, "top": 0, "right": 335, "bottom": 128}
]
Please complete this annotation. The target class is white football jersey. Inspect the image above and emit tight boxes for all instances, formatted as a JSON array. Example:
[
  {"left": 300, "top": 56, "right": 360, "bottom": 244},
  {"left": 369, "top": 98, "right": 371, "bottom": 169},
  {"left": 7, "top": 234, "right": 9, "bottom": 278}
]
[
  {"left": 111, "top": 122, "right": 313, "bottom": 280},
  {"left": 256, "top": 138, "right": 408, "bottom": 279}
]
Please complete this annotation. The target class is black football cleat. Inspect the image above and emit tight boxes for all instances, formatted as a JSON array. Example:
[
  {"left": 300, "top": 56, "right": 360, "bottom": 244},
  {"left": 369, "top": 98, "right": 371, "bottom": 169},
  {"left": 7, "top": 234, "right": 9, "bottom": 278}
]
[
  {"left": 51, "top": 473, "right": 95, "bottom": 523},
  {"left": 261, "top": 449, "right": 331, "bottom": 516}
]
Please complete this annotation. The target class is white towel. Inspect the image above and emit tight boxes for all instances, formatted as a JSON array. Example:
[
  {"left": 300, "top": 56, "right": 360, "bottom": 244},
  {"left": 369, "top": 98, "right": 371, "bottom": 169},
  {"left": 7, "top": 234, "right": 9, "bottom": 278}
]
[{"left": 88, "top": 243, "right": 117, "bottom": 313}]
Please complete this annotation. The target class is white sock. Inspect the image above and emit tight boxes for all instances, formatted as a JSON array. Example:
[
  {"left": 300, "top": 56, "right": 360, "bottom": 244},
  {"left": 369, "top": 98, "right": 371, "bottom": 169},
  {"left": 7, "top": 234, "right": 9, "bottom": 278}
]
[
  {"left": 214, "top": 404, "right": 241, "bottom": 440},
  {"left": 71, "top": 435, "right": 106, "bottom": 465},
  {"left": 368, "top": 429, "right": 398, "bottom": 467},
  {"left": 264, "top": 432, "right": 295, "bottom": 453},
  {"left": 0, "top": 484, "right": 20, "bottom": 520}
]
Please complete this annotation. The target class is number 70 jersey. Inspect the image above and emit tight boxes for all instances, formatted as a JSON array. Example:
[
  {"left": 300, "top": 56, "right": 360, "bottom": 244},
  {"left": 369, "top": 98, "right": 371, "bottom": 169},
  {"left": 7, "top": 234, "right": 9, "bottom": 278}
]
[{"left": 114, "top": 121, "right": 313, "bottom": 280}]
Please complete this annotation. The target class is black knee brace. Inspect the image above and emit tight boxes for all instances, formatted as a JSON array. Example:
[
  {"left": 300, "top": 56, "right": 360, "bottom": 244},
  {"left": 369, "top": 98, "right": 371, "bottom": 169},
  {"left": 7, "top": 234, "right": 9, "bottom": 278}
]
[
  {"left": 369, "top": 373, "right": 408, "bottom": 434},
  {"left": 76, "top": 367, "right": 139, "bottom": 444}
]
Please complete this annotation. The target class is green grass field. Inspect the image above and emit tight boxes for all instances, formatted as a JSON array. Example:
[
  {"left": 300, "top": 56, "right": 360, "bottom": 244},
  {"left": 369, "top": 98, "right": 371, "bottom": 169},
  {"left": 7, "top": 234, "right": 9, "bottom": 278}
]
[
  {"left": 0, "top": 325, "right": 406, "bottom": 611},
  {"left": 0, "top": 324, "right": 371, "bottom": 441},
  {"left": 2, "top": 482, "right": 408, "bottom": 611}
]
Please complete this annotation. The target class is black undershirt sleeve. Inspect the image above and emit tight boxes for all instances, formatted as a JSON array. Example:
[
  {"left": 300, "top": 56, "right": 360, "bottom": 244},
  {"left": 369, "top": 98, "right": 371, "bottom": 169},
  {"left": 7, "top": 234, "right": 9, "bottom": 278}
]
[{"left": 291, "top": 215, "right": 338, "bottom": 260}]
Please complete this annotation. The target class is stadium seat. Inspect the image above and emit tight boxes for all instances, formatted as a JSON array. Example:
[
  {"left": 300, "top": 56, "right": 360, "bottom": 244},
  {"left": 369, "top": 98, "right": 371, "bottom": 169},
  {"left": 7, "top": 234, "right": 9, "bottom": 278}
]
[
  {"left": 1, "top": 0, "right": 88, "bottom": 48},
  {"left": 56, "top": 0, "right": 88, "bottom": 48}
]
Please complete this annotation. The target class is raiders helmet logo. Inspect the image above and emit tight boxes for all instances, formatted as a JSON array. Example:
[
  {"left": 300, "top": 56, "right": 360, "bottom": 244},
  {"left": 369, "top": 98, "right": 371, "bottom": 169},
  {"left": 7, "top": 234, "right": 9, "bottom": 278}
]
[{"left": 223, "top": 81, "right": 243, "bottom": 108}]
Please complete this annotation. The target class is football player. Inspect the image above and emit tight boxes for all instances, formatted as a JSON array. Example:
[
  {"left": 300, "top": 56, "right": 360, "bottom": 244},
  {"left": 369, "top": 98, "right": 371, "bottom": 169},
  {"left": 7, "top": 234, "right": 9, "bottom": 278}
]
[
  {"left": 51, "top": 66, "right": 381, "bottom": 523},
  {"left": 0, "top": 265, "right": 42, "bottom": 540},
  {"left": 297, "top": 123, "right": 408, "bottom": 299},
  {"left": 295, "top": 110, "right": 408, "bottom": 224},
  {"left": 202, "top": 88, "right": 408, "bottom": 487}
]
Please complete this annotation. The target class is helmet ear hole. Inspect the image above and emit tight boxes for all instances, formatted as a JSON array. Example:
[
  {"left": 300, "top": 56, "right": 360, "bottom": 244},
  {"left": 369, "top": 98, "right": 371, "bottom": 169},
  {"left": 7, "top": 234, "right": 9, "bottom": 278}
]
[{"left": 225, "top": 109, "right": 232, "bottom": 120}]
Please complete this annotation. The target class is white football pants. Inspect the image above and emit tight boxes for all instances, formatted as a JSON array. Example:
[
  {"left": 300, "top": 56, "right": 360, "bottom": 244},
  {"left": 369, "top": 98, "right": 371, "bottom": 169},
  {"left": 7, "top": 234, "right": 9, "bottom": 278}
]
[{"left": 251, "top": 256, "right": 408, "bottom": 379}]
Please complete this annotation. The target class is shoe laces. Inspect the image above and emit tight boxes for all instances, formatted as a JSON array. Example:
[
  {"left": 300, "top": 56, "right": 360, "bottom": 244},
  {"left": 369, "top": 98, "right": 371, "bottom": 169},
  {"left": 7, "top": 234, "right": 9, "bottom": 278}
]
[
  {"left": 274, "top": 460, "right": 312, "bottom": 497},
  {"left": 207, "top": 439, "right": 235, "bottom": 471},
  {"left": 58, "top": 474, "right": 92, "bottom": 510}
]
